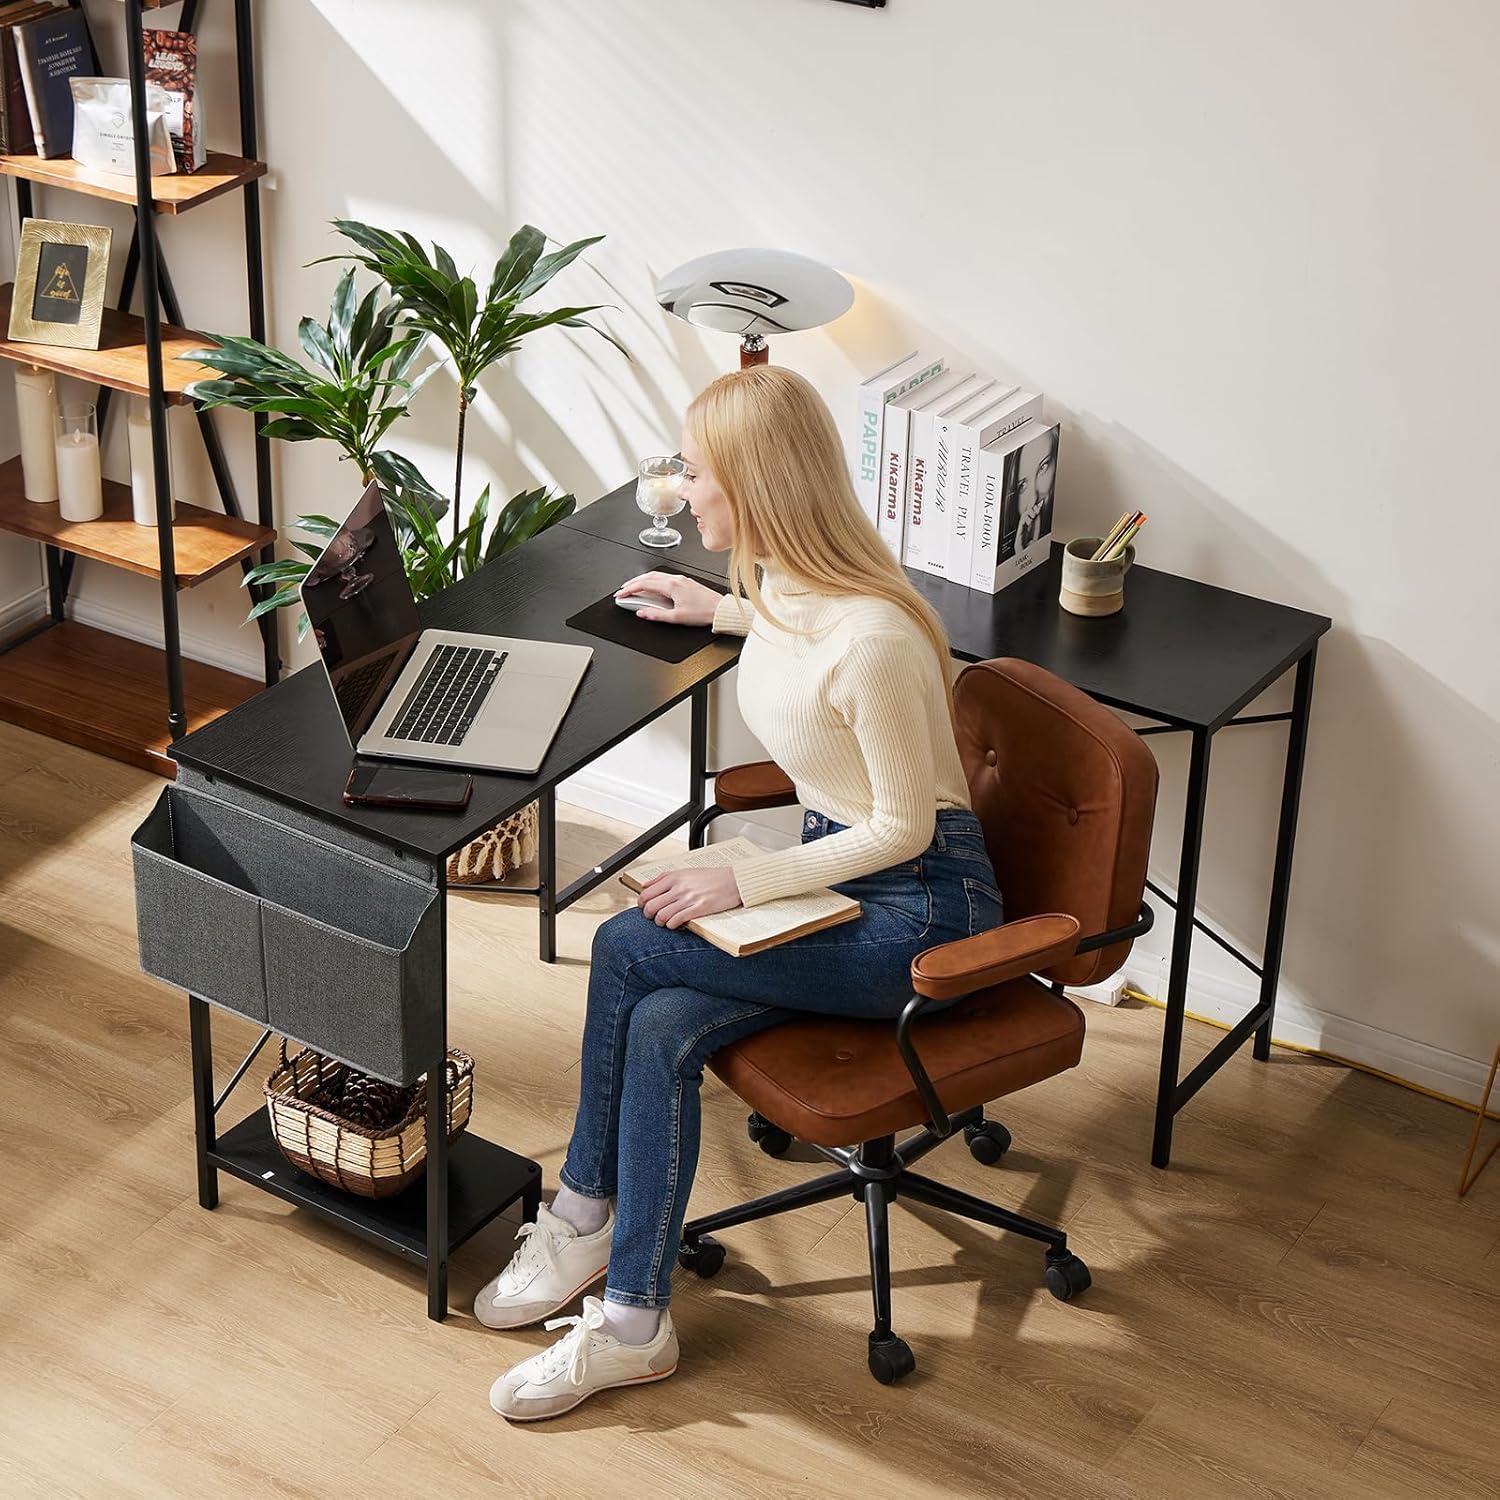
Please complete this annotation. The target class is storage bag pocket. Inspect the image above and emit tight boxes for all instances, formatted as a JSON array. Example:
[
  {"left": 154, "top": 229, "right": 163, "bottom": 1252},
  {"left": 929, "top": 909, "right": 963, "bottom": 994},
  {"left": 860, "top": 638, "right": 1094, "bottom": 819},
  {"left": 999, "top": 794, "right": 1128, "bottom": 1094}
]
[
  {"left": 131, "top": 785, "right": 442, "bottom": 1084},
  {"left": 131, "top": 787, "right": 270, "bottom": 1023}
]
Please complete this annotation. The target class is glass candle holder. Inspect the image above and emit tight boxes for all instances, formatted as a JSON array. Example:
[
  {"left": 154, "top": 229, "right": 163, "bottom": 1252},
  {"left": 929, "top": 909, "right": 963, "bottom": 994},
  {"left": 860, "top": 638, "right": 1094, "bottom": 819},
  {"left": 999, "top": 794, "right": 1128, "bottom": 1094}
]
[
  {"left": 635, "top": 455, "right": 686, "bottom": 548},
  {"left": 55, "top": 401, "right": 102, "bottom": 522}
]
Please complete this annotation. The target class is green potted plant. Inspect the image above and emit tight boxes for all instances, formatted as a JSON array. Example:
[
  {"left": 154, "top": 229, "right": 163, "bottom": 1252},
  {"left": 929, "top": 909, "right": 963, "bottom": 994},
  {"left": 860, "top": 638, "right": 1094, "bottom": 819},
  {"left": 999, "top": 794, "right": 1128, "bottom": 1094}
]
[{"left": 187, "top": 224, "right": 626, "bottom": 884}]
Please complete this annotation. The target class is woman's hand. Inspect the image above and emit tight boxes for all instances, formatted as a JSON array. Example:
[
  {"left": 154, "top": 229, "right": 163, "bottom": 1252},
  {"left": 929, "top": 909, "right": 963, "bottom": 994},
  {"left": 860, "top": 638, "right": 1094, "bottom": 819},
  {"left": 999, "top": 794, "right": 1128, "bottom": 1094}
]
[
  {"left": 615, "top": 571, "right": 722, "bottom": 626},
  {"left": 637, "top": 865, "right": 743, "bottom": 928}
]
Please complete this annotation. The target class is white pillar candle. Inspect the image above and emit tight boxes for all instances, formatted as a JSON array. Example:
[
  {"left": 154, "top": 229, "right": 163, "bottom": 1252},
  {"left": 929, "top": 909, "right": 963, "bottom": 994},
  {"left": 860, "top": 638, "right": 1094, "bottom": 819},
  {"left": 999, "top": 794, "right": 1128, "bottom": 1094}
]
[
  {"left": 127, "top": 399, "right": 174, "bottom": 526},
  {"left": 641, "top": 475, "right": 681, "bottom": 512},
  {"left": 15, "top": 366, "right": 58, "bottom": 504},
  {"left": 56, "top": 430, "right": 103, "bottom": 522}
]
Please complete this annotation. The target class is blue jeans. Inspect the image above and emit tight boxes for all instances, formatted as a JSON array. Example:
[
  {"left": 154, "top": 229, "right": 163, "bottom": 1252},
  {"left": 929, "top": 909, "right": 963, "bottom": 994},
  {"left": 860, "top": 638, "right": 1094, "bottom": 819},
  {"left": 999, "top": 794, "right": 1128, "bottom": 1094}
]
[{"left": 559, "top": 808, "right": 1003, "bottom": 1308}]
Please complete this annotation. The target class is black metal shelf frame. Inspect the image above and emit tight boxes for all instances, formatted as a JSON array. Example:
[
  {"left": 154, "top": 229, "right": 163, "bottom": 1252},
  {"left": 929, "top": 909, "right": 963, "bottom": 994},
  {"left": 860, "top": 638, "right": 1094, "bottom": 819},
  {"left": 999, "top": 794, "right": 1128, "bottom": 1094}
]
[{"left": 4, "top": 0, "right": 280, "bottom": 735}]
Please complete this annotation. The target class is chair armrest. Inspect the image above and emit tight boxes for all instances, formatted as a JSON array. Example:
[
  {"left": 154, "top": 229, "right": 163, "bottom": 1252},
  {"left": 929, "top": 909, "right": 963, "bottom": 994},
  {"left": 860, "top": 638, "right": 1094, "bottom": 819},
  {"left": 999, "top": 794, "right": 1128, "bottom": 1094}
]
[
  {"left": 910, "top": 914, "right": 1082, "bottom": 1001},
  {"left": 713, "top": 760, "right": 798, "bottom": 813}
]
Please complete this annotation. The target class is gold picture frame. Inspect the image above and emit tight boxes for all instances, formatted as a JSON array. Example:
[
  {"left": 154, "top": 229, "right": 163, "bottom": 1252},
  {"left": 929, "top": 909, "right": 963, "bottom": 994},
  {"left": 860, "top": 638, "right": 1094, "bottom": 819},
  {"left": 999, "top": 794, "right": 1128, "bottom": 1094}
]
[{"left": 9, "top": 218, "right": 113, "bottom": 351}]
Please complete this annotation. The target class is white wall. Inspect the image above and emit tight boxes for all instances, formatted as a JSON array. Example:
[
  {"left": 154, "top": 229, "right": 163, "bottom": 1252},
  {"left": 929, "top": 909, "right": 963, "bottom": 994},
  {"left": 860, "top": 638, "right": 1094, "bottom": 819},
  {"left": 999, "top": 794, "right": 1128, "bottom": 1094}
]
[{"left": 8, "top": 1, "right": 1496, "bottom": 1095}]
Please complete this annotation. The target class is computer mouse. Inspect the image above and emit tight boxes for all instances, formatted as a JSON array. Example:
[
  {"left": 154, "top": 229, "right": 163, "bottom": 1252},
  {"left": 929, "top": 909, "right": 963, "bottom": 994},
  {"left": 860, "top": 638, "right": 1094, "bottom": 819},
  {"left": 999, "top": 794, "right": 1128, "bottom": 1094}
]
[{"left": 615, "top": 590, "right": 675, "bottom": 614}]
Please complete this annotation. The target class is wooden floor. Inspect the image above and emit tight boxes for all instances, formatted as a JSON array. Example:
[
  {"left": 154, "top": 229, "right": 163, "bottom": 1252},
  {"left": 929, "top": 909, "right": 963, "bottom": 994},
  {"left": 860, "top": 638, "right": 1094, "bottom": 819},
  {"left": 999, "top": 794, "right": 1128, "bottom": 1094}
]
[{"left": 1, "top": 720, "right": 1497, "bottom": 1499}]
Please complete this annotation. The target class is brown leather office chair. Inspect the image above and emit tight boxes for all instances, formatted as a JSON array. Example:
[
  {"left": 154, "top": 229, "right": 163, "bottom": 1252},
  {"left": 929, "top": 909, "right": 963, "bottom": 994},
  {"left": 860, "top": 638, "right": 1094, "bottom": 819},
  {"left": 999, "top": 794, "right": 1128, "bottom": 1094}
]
[{"left": 680, "top": 658, "right": 1159, "bottom": 1383}]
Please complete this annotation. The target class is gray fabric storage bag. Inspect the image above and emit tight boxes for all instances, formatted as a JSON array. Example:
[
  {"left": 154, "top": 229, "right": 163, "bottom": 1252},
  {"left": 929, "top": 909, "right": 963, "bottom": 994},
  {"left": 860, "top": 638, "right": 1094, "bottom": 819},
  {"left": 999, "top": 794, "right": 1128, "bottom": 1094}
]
[
  {"left": 262, "top": 892, "right": 441, "bottom": 1088},
  {"left": 131, "top": 787, "right": 270, "bottom": 1022},
  {"left": 131, "top": 783, "right": 442, "bottom": 1086}
]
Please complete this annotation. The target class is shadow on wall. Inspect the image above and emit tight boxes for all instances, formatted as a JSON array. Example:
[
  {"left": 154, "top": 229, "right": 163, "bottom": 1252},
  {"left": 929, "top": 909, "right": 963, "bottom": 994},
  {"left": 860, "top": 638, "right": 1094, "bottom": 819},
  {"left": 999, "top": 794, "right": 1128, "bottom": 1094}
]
[{"left": 1055, "top": 414, "right": 1499, "bottom": 1067}]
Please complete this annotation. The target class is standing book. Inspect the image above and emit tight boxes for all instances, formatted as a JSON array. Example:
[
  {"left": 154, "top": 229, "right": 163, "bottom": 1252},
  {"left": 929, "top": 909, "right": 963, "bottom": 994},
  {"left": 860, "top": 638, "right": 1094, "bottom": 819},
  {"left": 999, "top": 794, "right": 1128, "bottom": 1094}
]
[
  {"left": 971, "top": 419, "right": 1060, "bottom": 594},
  {"left": 943, "top": 387, "right": 1042, "bottom": 582},
  {"left": 0, "top": 1, "right": 56, "bottom": 154},
  {"left": 16, "top": 3, "right": 89, "bottom": 158},
  {"left": 853, "top": 351, "right": 944, "bottom": 525},
  {"left": 876, "top": 370, "right": 967, "bottom": 559},
  {"left": 921, "top": 381, "right": 1011, "bottom": 580},
  {"left": 902, "top": 374, "right": 991, "bottom": 573},
  {"left": 620, "top": 838, "right": 861, "bottom": 957}
]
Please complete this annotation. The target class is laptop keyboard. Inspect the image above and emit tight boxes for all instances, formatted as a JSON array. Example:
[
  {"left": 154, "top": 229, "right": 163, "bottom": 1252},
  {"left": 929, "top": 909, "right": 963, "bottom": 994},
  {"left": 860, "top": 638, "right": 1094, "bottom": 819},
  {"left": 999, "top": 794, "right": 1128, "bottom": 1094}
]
[{"left": 387, "top": 644, "right": 507, "bottom": 746}]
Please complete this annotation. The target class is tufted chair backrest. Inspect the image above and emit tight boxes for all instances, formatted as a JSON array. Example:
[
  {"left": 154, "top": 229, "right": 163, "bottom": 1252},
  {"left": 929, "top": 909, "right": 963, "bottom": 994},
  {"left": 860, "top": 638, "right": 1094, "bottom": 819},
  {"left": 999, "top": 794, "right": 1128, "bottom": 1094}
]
[{"left": 954, "top": 658, "right": 1159, "bottom": 987}]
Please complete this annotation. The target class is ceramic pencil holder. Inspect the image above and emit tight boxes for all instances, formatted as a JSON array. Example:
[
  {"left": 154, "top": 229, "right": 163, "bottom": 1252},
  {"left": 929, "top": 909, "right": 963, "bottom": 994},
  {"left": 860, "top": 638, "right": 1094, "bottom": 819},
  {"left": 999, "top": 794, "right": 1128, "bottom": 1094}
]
[{"left": 1060, "top": 536, "right": 1134, "bottom": 617}]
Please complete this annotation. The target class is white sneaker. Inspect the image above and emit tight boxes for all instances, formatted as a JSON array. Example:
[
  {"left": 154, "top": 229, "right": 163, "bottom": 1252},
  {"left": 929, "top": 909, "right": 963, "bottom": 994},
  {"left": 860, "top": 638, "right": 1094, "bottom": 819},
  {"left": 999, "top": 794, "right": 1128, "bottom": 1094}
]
[
  {"left": 488, "top": 1296, "right": 678, "bottom": 1421},
  {"left": 472, "top": 1203, "right": 613, "bottom": 1330}
]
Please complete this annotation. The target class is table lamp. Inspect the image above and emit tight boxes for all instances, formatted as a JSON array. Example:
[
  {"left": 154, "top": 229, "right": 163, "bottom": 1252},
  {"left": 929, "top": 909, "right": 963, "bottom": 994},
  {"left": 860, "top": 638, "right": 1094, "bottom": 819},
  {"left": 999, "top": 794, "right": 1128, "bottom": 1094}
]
[{"left": 656, "top": 248, "right": 854, "bottom": 368}]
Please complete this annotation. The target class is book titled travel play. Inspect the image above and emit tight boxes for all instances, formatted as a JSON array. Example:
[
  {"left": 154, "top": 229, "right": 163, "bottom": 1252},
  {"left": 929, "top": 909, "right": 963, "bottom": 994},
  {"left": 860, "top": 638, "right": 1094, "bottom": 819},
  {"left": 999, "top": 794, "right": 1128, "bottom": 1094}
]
[
  {"left": 16, "top": 3, "right": 88, "bottom": 157},
  {"left": 621, "top": 838, "right": 861, "bottom": 957}
]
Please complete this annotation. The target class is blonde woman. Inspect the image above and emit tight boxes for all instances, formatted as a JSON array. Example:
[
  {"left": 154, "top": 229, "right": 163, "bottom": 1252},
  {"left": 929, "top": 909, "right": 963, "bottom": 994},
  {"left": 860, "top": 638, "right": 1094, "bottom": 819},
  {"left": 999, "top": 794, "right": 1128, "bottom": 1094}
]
[{"left": 480, "top": 367, "right": 1002, "bottom": 1420}]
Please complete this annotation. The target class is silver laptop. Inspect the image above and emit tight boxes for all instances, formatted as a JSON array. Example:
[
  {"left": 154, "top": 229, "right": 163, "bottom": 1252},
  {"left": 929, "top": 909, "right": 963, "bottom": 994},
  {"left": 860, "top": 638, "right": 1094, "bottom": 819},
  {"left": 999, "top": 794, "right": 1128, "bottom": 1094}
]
[{"left": 301, "top": 480, "right": 592, "bottom": 774}]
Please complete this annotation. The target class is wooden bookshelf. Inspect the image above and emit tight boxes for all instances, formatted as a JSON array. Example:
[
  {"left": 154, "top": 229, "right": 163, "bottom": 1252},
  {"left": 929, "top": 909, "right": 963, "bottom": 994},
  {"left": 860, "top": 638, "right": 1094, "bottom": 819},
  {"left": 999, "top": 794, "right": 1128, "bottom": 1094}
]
[
  {"left": 0, "top": 456, "right": 274, "bottom": 587},
  {"left": 0, "top": 150, "right": 267, "bottom": 215},
  {"left": 0, "top": 284, "right": 216, "bottom": 402},
  {"left": 0, "top": 620, "right": 262, "bottom": 775}
]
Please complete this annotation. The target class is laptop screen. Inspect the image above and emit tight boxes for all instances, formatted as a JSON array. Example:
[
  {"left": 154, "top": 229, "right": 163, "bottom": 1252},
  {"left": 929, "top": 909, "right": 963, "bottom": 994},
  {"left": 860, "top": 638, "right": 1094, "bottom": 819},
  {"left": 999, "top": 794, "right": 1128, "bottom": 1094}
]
[{"left": 300, "top": 480, "right": 421, "bottom": 743}]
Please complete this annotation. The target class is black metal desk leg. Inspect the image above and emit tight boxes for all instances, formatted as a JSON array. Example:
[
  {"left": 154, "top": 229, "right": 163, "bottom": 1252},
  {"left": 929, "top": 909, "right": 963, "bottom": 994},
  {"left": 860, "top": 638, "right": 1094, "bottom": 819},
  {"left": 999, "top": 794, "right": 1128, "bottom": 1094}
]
[
  {"left": 1253, "top": 645, "right": 1318, "bottom": 1062},
  {"left": 189, "top": 995, "right": 219, "bottom": 1210},
  {"left": 537, "top": 785, "right": 557, "bottom": 963},
  {"left": 688, "top": 685, "right": 709, "bottom": 848},
  {"left": 426, "top": 875, "right": 450, "bottom": 1321},
  {"left": 1152, "top": 729, "right": 1213, "bottom": 1169}
]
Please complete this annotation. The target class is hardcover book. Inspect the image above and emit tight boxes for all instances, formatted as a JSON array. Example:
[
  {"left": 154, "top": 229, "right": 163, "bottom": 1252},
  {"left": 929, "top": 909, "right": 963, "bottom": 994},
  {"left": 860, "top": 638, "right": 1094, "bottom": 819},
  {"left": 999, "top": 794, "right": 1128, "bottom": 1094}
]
[
  {"left": 943, "top": 387, "right": 1041, "bottom": 582},
  {"left": 970, "top": 419, "right": 1060, "bottom": 595},
  {"left": 876, "top": 370, "right": 967, "bottom": 558},
  {"left": 921, "top": 382, "right": 1009, "bottom": 580},
  {"left": 902, "top": 374, "right": 991, "bottom": 573},
  {"left": 853, "top": 351, "right": 944, "bottom": 524},
  {"left": 621, "top": 838, "right": 861, "bottom": 958},
  {"left": 0, "top": 1, "right": 58, "bottom": 154},
  {"left": 16, "top": 3, "right": 89, "bottom": 158}
]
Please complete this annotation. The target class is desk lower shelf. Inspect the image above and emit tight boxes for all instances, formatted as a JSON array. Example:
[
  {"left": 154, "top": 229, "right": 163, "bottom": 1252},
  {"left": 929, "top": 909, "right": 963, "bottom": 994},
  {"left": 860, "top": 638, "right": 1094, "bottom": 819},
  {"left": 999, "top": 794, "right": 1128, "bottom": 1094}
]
[{"left": 211, "top": 1112, "right": 540, "bottom": 1266}]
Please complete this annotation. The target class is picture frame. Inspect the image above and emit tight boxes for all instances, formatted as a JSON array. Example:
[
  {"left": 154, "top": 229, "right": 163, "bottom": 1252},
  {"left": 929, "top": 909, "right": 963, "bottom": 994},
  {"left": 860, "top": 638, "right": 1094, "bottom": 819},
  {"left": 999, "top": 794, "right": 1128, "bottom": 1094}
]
[{"left": 9, "top": 218, "right": 113, "bottom": 351}]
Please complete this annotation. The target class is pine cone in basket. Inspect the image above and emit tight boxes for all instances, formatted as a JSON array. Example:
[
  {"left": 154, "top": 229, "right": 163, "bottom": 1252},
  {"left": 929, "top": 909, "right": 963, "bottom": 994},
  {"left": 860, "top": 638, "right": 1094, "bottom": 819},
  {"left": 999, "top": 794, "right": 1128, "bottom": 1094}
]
[{"left": 339, "top": 1071, "right": 414, "bottom": 1130}]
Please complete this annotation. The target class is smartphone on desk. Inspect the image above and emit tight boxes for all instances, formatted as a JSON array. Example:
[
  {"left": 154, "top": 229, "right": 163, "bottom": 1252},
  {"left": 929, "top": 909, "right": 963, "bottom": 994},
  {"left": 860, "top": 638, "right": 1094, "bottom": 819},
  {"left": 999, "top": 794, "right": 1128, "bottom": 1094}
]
[{"left": 343, "top": 764, "right": 473, "bottom": 811}]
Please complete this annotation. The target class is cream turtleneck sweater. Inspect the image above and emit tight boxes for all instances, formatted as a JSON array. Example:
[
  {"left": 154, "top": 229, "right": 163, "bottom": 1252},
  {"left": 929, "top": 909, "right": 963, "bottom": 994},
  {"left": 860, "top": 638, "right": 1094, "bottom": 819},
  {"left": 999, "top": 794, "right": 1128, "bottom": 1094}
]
[{"left": 710, "top": 566, "right": 971, "bottom": 908}]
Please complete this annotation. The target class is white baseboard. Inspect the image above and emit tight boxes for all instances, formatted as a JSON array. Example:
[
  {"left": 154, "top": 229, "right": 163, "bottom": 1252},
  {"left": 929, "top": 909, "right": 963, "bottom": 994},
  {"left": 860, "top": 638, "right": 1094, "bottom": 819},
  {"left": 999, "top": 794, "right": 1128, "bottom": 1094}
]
[
  {"left": 67, "top": 595, "right": 264, "bottom": 678},
  {"left": 0, "top": 585, "right": 46, "bottom": 635},
  {"left": 1122, "top": 953, "right": 1495, "bottom": 1108}
]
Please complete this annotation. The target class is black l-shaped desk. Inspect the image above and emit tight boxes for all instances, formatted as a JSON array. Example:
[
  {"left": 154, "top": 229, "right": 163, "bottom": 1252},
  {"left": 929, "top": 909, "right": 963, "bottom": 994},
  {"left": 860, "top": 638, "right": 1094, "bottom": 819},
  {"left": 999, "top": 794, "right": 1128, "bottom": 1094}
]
[{"left": 163, "top": 480, "right": 1329, "bottom": 1319}]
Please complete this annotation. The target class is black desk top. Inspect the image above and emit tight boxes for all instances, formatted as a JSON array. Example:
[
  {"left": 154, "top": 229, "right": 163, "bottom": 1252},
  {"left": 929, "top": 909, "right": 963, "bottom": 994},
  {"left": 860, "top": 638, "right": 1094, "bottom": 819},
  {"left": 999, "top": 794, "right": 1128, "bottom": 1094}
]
[
  {"left": 563, "top": 486, "right": 1331, "bottom": 731},
  {"left": 171, "top": 525, "right": 739, "bottom": 861}
]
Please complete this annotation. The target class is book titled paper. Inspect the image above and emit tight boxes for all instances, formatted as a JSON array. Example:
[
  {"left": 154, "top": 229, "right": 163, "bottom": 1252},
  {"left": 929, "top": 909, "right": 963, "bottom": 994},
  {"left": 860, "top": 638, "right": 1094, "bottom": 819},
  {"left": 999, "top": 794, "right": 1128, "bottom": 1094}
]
[
  {"left": 620, "top": 837, "right": 861, "bottom": 958},
  {"left": 854, "top": 351, "right": 945, "bottom": 525}
]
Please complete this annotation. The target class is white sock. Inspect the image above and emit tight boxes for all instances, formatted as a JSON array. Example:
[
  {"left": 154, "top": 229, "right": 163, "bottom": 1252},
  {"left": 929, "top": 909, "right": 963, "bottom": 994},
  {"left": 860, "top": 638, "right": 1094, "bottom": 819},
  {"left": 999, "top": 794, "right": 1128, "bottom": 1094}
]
[
  {"left": 549, "top": 1185, "right": 609, "bottom": 1236},
  {"left": 601, "top": 1298, "right": 661, "bottom": 1346}
]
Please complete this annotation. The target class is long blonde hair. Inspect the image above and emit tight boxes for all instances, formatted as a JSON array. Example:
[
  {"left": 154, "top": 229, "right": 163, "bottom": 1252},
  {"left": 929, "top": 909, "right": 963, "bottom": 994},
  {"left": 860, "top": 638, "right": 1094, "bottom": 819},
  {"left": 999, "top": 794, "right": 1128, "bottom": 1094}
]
[{"left": 685, "top": 366, "right": 954, "bottom": 695}]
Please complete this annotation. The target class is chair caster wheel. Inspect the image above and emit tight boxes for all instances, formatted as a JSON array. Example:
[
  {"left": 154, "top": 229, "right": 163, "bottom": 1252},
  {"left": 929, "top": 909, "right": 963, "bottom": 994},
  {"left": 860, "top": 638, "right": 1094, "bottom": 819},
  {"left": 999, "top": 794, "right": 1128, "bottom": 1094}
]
[
  {"left": 963, "top": 1119, "right": 1012, "bottom": 1165},
  {"left": 678, "top": 1234, "right": 726, "bottom": 1278},
  {"left": 867, "top": 1334, "right": 916, "bottom": 1385},
  {"left": 746, "top": 1112, "right": 792, "bottom": 1157},
  {"left": 1044, "top": 1250, "right": 1091, "bottom": 1301}
]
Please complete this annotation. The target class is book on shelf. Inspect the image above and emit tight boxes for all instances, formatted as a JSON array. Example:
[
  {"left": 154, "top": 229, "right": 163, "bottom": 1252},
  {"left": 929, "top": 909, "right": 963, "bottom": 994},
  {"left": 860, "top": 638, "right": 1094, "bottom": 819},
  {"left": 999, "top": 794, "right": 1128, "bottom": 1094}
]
[
  {"left": 620, "top": 837, "right": 862, "bottom": 958},
  {"left": 943, "top": 387, "right": 1042, "bottom": 582},
  {"left": 853, "top": 351, "right": 944, "bottom": 525},
  {"left": 970, "top": 419, "right": 1060, "bottom": 594},
  {"left": 0, "top": 1, "right": 57, "bottom": 154},
  {"left": 902, "top": 373, "right": 991, "bottom": 573},
  {"left": 920, "top": 380, "right": 1011, "bottom": 581},
  {"left": 16, "top": 2, "right": 88, "bottom": 158},
  {"left": 875, "top": 369, "right": 967, "bottom": 559}
]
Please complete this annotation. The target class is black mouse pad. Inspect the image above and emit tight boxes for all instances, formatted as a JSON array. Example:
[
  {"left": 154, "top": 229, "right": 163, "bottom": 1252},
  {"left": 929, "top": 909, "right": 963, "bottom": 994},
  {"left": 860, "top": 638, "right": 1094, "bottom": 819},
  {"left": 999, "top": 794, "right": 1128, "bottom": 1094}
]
[{"left": 565, "top": 574, "right": 726, "bottom": 663}]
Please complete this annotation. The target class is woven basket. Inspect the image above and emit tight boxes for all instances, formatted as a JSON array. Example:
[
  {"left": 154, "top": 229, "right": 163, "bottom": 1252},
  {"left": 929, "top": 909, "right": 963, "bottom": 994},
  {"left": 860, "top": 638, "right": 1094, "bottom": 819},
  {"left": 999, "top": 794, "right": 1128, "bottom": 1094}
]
[
  {"left": 447, "top": 800, "right": 539, "bottom": 885},
  {"left": 264, "top": 1039, "right": 474, "bottom": 1199}
]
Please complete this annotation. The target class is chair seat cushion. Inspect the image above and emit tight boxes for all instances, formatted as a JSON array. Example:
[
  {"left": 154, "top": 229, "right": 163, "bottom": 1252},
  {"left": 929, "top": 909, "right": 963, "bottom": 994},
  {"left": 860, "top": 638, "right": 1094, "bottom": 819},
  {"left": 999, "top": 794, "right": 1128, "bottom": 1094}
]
[{"left": 708, "top": 977, "right": 1085, "bottom": 1148}]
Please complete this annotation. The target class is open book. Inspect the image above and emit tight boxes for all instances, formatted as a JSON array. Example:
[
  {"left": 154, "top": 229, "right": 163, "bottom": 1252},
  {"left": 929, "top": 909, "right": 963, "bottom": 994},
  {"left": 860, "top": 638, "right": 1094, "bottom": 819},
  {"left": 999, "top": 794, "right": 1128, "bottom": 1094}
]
[{"left": 620, "top": 837, "right": 861, "bottom": 957}]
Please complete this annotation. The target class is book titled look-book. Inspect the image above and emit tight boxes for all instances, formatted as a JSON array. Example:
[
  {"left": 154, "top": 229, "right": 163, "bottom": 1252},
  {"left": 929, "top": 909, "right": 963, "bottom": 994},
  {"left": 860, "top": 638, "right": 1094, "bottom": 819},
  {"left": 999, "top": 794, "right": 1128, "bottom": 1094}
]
[{"left": 621, "top": 838, "right": 861, "bottom": 957}]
